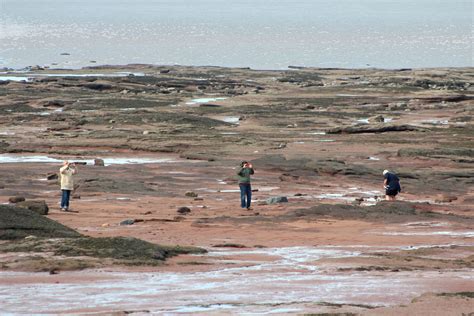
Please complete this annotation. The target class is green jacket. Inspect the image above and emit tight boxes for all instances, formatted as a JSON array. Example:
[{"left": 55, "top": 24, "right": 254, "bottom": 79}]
[{"left": 236, "top": 167, "right": 254, "bottom": 184}]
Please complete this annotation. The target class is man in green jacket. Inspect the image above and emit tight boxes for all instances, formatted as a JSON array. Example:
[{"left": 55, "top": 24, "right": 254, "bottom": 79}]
[{"left": 237, "top": 160, "right": 255, "bottom": 210}]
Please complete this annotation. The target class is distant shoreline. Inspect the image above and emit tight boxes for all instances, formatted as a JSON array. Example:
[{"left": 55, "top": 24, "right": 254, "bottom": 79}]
[{"left": 2, "top": 63, "right": 473, "bottom": 74}]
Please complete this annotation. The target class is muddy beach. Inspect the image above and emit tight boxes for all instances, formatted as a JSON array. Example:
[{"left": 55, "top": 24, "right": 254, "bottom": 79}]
[{"left": 0, "top": 65, "right": 473, "bottom": 315}]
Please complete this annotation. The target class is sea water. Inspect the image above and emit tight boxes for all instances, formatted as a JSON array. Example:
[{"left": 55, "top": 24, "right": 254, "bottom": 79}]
[{"left": 0, "top": 0, "right": 471, "bottom": 70}]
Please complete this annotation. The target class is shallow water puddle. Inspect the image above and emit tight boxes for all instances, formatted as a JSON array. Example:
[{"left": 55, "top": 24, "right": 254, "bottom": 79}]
[
  {"left": 211, "top": 116, "right": 240, "bottom": 124},
  {"left": 0, "top": 76, "right": 31, "bottom": 81},
  {"left": 381, "top": 231, "right": 474, "bottom": 238},
  {"left": 186, "top": 97, "right": 227, "bottom": 105},
  {"left": 0, "top": 154, "right": 176, "bottom": 165},
  {"left": 1, "top": 246, "right": 472, "bottom": 314},
  {"left": 421, "top": 119, "right": 449, "bottom": 125},
  {"left": 0, "top": 72, "right": 144, "bottom": 82}
]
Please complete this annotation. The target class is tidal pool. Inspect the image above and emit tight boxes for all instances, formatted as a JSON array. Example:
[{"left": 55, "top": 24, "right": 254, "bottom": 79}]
[{"left": 0, "top": 154, "right": 176, "bottom": 166}]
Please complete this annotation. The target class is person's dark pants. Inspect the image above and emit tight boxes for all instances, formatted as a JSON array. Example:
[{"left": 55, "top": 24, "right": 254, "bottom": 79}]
[
  {"left": 61, "top": 189, "right": 71, "bottom": 209},
  {"left": 239, "top": 183, "right": 252, "bottom": 208},
  {"left": 385, "top": 189, "right": 399, "bottom": 197}
]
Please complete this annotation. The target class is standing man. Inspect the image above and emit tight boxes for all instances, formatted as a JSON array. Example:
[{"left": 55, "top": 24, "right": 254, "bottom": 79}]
[
  {"left": 237, "top": 160, "right": 254, "bottom": 210},
  {"left": 383, "top": 169, "right": 401, "bottom": 201},
  {"left": 60, "top": 160, "right": 77, "bottom": 212}
]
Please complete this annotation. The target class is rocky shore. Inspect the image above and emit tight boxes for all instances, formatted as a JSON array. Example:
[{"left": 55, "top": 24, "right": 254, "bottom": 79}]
[{"left": 0, "top": 65, "right": 472, "bottom": 314}]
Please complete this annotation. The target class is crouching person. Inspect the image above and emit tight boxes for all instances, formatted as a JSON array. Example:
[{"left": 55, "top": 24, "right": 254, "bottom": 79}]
[{"left": 383, "top": 169, "right": 401, "bottom": 201}]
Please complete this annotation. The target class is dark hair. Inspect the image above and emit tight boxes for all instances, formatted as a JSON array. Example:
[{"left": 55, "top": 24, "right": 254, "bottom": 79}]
[{"left": 241, "top": 160, "right": 248, "bottom": 166}]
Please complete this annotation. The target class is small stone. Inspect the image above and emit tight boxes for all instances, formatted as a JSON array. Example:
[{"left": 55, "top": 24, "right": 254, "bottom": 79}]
[
  {"left": 109, "top": 119, "right": 116, "bottom": 124},
  {"left": 120, "top": 219, "right": 135, "bottom": 226},
  {"left": 72, "top": 194, "right": 81, "bottom": 199},
  {"left": 194, "top": 197, "right": 204, "bottom": 201},
  {"left": 9, "top": 196, "right": 25, "bottom": 203},
  {"left": 49, "top": 268, "right": 60, "bottom": 275},
  {"left": 266, "top": 196, "right": 289, "bottom": 204},
  {"left": 185, "top": 192, "right": 198, "bottom": 198},
  {"left": 94, "top": 158, "right": 105, "bottom": 166},
  {"left": 177, "top": 207, "right": 191, "bottom": 214},
  {"left": 101, "top": 223, "right": 110, "bottom": 227},
  {"left": 143, "top": 130, "right": 150, "bottom": 135},
  {"left": 24, "top": 235, "right": 37, "bottom": 240},
  {"left": 47, "top": 173, "right": 58, "bottom": 180}
]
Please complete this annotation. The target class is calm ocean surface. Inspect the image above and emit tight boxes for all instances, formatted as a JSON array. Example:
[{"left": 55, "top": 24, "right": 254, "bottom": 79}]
[{"left": 0, "top": 0, "right": 472, "bottom": 69}]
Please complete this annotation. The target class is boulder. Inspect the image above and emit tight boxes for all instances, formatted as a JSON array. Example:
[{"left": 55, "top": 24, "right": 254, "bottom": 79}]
[
  {"left": 94, "top": 158, "right": 105, "bottom": 166},
  {"left": 83, "top": 82, "right": 113, "bottom": 91},
  {"left": 0, "top": 204, "right": 80, "bottom": 239},
  {"left": 16, "top": 200, "right": 49, "bottom": 215},
  {"left": 177, "top": 207, "right": 191, "bottom": 214},
  {"left": 266, "top": 196, "right": 289, "bottom": 204},
  {"left": 8, "top": 196, "right": 25, "bottom": 204}
]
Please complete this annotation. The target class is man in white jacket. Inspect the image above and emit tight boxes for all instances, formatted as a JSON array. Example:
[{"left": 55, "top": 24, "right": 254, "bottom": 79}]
[{"left": 59, "top": 160, "right": 77, "bottom": 211}]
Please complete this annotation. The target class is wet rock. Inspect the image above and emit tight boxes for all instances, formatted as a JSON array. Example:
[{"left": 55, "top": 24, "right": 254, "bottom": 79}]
[
  {"left": 279, "top": 173, "right": 300, "bottom": 182},
  {"left": 38, "top": 100, "right": 65, "bottom": 108},
  {"left": 185, "top": 191, "right": 198, "bottom": 198},
  {"left": 212, "top": 243, "right": 247, "bottom": 248},
  {"left": 179, "top": 153, "right": 216, "bottom": 161},
  {"left": 120, "top": 219, "right": 135, "bottom": 226},
  {"left": 279, "top": 201, "right": 473, "bottom": 224},
  {"left": 0, "top": 204, "right": 80, "bottom": 239},
  {"left": 8, "top": 196, "right": 25, "bottom": 204},
  {"left": 160, "top": 69, "right": 171, "bottom": 74},
  {"left": 294, "top": 193, "right": 307, "bottom": 196},
  {"left": 17, "top": 200, "right": 49, "bottom": 215},
  {"left": 327, "top": 125, "right": 421, "bottom": 134},
  {"left": 94, "top": 158, "right": 105, "bottom": 166},
  {"left": 177, "top": 207, "right": 191, "bottom": 214},
  {"left": 398, "top": 148, "right": 474, "bottom": 158},
  {"left": 435, "top": 194, "right": 458, "bottom": 203},
  {"left": 266, "top": 196, "right": 289, "bottom": 204},
  {"left": 47, "top": 173, "right": 58, "bottom": 180},
  {"left": 83, "top": 82, "right": 113, "bottom": 91},
  {"left": 199, "top": 103, "right": 221, "bottom": 108}
]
